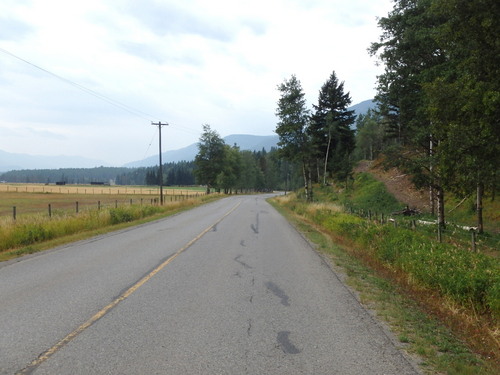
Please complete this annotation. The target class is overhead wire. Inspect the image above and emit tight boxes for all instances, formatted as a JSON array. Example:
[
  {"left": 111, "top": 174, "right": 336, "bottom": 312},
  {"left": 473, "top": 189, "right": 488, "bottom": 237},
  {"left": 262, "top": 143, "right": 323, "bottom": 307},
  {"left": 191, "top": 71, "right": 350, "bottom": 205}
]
[
  {"left": 0, "top": 46, "right": 203, "bottom": 158},
  {"left": 0, "top": 46, "right": 159, "bottom": 121}
]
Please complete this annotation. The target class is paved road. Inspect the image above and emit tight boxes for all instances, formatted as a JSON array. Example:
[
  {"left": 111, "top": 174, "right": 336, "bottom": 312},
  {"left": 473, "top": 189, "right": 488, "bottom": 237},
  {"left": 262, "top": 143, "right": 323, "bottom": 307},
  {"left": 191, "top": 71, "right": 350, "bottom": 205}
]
[{"left": 0, "top": 195, "right": 420, "bottom": 374}]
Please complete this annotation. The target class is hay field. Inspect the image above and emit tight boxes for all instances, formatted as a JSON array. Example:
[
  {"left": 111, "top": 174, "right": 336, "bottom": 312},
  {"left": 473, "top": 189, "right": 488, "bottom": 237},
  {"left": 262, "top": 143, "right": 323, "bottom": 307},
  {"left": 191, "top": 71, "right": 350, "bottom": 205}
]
[{"left": 0, "top": 184, "right": 206, "bottom": 218}]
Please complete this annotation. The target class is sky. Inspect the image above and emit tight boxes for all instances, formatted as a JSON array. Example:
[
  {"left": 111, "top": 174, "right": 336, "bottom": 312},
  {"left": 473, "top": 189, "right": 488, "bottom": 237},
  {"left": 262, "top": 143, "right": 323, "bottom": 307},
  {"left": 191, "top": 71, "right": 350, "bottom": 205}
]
[{"left": 0, "top": 0, "right": 393, "bottom": 166}]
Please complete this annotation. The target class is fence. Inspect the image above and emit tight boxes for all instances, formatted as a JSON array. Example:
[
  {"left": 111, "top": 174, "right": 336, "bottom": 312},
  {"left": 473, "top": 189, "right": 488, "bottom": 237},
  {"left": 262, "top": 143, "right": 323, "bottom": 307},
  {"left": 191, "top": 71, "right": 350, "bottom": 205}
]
[
  {"left": 0, "top": 183, "right": 204, "bottom": 196},
  {"left": 4, "top": 194, "right": 204, "bottom": 220}
]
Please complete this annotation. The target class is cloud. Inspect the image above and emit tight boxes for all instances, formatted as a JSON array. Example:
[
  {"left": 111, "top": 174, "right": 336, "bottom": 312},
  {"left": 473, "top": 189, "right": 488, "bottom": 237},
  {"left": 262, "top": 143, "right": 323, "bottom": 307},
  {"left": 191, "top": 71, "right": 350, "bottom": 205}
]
[
  {"left": 125, "top": 1, "right": 236, "bottom": 42},
  {"left": 0, "top": 17, "right": 33, "bottom": 41},
  {"left": 0, "top": 0, "right": 395, "bottom": 165}
]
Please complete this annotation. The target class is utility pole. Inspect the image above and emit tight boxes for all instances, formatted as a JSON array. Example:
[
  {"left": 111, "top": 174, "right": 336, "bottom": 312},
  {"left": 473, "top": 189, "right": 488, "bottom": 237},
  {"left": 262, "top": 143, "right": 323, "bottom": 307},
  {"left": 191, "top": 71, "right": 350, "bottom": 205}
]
[{"left": 151, "top": 121, "right": 168, "bottom": 205}]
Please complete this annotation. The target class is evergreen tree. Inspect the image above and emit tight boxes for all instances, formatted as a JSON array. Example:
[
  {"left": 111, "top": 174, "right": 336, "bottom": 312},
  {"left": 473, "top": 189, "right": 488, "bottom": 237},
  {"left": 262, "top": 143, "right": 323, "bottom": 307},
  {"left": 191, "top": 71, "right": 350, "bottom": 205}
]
[
  {"left": 370, "top": 0, "right": 448, "bottom": 227},
  {"left": 425, "top": 0, "right": 500, "bottom": 232},
  {"left": 310, "top": 71, "right": 356, "bottom": 185},
  {"left": 275, "top": 75, "right": 313, "bottom": 200}
]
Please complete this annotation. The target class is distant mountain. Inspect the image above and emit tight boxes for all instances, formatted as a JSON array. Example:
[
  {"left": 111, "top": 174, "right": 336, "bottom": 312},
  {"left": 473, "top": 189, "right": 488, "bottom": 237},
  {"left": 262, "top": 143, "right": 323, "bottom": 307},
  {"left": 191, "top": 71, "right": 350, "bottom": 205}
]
[
  {"left": 0, "top": 101, "right": 374, "bottom": 172},
  {"left": 348, "top": 99, "right": 377, "bottom": 118},
  {"left": 0, "top": 149, "right": 108, "bottom": 173},
  {"left": 124, "top": 134, "right": 279, "bottom": 167}
]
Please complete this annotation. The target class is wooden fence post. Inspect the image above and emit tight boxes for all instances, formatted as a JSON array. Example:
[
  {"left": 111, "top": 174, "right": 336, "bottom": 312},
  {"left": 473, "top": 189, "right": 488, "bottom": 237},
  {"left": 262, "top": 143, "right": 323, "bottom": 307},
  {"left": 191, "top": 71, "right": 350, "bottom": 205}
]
[
  {"left": 76, "top": 201, "right": 79, "bottom": 214},
  {"left": 48, "top": 204, "right": 52, "bottom": 218},
  {"left": 13, "top": 206, "right": 16, "bottom": 220},
  {"left": 471, "top": 230, "right": 477, "bottom": 252}
]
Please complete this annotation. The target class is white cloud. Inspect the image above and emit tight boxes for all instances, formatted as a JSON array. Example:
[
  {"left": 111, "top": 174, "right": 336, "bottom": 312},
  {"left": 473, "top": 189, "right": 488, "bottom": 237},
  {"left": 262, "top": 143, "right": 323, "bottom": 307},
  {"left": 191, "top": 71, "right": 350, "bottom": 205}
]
[{"left": 0, "top": 0, "right": 393, "bottom": 166}]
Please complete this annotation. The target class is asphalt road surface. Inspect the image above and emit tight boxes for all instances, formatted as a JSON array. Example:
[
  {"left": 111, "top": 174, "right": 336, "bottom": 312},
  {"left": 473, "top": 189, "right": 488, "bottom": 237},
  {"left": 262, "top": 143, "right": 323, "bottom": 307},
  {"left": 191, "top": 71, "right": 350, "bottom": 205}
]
[{"left": 0, "top": 194, "right": 420, "bottom": 374}]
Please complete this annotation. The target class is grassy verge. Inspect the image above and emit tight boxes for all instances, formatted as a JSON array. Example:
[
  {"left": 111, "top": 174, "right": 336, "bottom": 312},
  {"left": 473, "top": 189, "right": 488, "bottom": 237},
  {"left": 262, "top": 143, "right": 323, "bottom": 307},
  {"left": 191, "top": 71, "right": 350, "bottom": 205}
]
[
  {"left": 0, "top": 195, "right": 221, "bottom": 262},
  {"left": 270, "top": 191, "right": 499, "bottom": 374}
]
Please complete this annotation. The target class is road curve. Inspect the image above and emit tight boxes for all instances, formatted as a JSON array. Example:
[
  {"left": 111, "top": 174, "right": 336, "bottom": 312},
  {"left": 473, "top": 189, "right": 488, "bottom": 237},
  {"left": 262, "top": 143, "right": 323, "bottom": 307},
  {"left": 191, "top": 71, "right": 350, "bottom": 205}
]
[{"left": 0, "top": 194, "right": 420, "bottom": 374}]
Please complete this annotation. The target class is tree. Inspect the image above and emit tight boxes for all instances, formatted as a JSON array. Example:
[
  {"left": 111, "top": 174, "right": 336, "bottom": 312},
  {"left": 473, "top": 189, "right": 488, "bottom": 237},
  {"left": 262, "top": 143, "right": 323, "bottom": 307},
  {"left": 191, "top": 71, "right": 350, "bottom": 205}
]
[
  {"left": 275, "top": 75, "right": 313, "bottom": 200},
  {"left": 310, "top": 71, "right": 356, "bottom": 185},
  {"left": 423, "top": 0, "right": 500, "bottom": 233},
  {"left": 370, "top": 0, "right": 449, "bottom": 227},
  {"left": 354, "top": 109, "right": 386, "bottom": 161},
  {"left": 194, "top": 124, "right": 226, "bottom": 194},
  {"left": 216, "top": 144, "right": 242, "bottom": 194}
]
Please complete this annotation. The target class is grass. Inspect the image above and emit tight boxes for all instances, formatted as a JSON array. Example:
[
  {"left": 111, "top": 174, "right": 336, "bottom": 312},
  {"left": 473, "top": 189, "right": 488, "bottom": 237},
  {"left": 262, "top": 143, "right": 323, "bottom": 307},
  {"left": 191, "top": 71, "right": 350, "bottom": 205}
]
[
  {"left": 270, "top": 187, "right": 499, "bottom": 374},
  {"left": 338, "top": 173, "right": 405, "bottom": 214},
  {"left": 0, "top": 193, "right": 221, "bottom": 262},
  {"left": 446, "top": 195, "right": 500, "bottom": 235}
]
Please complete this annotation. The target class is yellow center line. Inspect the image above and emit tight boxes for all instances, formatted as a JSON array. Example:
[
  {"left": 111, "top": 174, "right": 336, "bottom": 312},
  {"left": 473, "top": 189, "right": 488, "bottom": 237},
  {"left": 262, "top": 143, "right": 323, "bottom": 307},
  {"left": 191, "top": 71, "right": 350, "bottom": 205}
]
[{"left": 17, "top": 201, "right": 241, "bottom": 374}]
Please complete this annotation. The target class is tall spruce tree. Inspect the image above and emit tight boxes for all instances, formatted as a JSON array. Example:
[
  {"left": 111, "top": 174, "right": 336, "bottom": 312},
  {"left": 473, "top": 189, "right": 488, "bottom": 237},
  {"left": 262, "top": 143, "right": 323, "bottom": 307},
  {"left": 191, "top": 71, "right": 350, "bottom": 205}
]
[
  {"left": 275, "top": 75, "right": 313, "bottom": 200},
  {"left": 310, "top": 71, "right": 356, "bottom": 185}
]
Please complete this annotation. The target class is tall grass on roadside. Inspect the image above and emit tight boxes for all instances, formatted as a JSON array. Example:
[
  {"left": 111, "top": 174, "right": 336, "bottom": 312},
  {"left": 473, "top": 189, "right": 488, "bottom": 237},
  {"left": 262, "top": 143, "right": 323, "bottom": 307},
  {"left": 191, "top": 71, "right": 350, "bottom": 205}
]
[
  {"left": 0, "top": 197, "right": 212, "bottom": 254},
  {"left": 276, "top": 194, "right": 500, "bottom": 320}
]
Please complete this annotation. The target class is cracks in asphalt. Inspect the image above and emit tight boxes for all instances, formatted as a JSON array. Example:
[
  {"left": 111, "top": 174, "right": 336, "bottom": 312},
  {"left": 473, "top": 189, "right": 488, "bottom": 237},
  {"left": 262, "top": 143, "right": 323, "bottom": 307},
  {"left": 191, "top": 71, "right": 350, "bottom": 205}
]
[
  {"left": 234, "top": 255, "right": 253, "bottom": 269},
  {"left": 250, "top": 213, "right": 259, "bottom": 234}
]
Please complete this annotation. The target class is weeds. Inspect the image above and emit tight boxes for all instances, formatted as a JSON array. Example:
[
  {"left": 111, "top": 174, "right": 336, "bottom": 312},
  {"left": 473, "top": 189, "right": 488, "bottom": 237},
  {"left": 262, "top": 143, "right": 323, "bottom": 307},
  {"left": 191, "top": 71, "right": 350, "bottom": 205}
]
[{"left": 0, "top": 195, "right": 219, "bottom": 260}]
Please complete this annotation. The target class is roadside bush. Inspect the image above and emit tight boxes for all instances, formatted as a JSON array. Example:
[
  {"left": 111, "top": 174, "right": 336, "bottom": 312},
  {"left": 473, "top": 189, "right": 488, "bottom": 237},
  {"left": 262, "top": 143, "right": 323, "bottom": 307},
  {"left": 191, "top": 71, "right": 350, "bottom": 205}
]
[
  {"left": 109, "top": 206, "right": 162, "bottom": 225},
  {"left": 109, "top": 207, "right": 135, "bottom": 224}
]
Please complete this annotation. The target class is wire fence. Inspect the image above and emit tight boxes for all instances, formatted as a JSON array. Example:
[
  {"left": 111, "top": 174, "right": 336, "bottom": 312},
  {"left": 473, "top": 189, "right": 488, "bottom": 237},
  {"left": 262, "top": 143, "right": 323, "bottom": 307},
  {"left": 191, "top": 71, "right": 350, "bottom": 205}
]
[
  {"left": 6, "top": 195, "right": 204, "bottom": 221},
  {"left": 0, "top": 184, "right": 205, "bottom": 196}
]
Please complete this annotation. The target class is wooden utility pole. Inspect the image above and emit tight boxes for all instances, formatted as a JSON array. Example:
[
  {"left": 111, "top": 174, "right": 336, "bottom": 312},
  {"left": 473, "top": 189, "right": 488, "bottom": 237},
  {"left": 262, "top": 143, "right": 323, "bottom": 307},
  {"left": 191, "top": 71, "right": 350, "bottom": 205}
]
[{"left": 151, "top": 121, "right": 168, "bottom": 205}]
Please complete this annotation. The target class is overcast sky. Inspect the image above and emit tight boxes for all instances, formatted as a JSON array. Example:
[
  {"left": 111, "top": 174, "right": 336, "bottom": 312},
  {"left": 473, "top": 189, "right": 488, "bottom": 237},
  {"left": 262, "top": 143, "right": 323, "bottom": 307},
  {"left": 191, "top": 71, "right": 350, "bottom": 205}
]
[{"left": 0, "top": 0, "right": 392, "bottom": 166}]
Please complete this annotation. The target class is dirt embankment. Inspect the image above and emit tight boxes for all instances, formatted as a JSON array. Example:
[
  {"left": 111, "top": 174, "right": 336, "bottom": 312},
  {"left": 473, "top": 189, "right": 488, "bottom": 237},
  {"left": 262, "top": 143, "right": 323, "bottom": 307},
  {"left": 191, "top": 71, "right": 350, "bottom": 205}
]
[{"left": 355, "top": 160, "right": 430, "bottom": 213}]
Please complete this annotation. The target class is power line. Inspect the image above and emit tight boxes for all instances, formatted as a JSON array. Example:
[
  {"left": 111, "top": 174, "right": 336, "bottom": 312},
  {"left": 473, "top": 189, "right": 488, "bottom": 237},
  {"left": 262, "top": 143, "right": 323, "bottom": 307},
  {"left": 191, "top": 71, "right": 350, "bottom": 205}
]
[
  {"left": 0, "top": 46, "right": 204, "bottom": 155},
  {"left": 0, "top": 46, "right": 159, "bottom": 121}
]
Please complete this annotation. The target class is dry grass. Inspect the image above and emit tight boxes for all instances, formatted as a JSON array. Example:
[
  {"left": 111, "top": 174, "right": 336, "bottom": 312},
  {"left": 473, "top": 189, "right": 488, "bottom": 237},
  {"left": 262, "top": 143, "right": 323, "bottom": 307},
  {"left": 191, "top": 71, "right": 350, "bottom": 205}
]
[
  {"left": 0, "top": 193, "right": 221, "bottom": 261},
  {"left": 0, "top": 184, "right": 207, "bottom": 218}
]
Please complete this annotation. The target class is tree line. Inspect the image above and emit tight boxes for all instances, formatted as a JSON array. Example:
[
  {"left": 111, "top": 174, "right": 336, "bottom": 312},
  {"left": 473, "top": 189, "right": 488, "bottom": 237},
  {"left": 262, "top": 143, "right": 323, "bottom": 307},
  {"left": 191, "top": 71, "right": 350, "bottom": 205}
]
[
  {"left": 0, "top": 146, "right": 302, "bottom": 192},
  {"left": 0, "top": 163, "right": 196, "bottom": 186},
  {"left": 193, "top": 124, "right": 301, "bottom": 194},
  {"left": 366, "top": 0, "right": 499, "bottom": 233}
]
